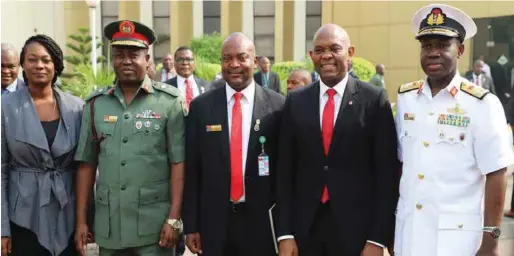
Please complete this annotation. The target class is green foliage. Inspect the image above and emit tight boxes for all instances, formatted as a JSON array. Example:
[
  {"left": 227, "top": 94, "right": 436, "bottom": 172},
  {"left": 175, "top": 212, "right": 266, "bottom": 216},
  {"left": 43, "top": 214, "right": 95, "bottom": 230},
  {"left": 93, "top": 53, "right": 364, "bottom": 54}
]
[
  {"left": 352, "top": 57, "right": 375, "bottom": 82},
  {"left": 194, "top": 57, "right": 221, "bottom": 81},
  {"left": 60, "top": 64, "right": 115, "bottom": 99},
  {"left": 64, "top": 28, "right": 106, "bottom": 66},
  {"left": 190, "top": 32, "right": 223, "bottom": 64}
]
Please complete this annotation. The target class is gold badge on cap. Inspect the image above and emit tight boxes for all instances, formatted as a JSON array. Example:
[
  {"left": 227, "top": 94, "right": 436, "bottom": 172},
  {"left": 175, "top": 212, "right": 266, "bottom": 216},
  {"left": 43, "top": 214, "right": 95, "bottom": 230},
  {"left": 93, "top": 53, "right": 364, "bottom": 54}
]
[
  {"left": 426, "top": 8, "right": 446, "bottom": 26},
  {"left": 119, "top": 20, "right": 135, "bottom": 34}
]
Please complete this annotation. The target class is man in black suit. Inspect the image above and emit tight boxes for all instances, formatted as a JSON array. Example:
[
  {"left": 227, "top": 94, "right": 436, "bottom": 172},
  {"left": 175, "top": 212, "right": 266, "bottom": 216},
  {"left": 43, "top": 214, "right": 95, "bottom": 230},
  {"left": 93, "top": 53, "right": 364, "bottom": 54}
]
[
  {"left": 1, "top": 43, "right": 25, "bottom": 95},
  {"left": 183, "top": 32, "right": 285, "bottom": 256},
  {"left": 254, "top": 56, "right": 281, "bottom": 93},
  {"left": 164, "top": 46, "right": 209, "bottom": 108},
  {"left": 464, "top": 59, "right": 495, "bottom": 94},
  {"left": 276, "top": 24, "right": 399, "bottom": 256}
]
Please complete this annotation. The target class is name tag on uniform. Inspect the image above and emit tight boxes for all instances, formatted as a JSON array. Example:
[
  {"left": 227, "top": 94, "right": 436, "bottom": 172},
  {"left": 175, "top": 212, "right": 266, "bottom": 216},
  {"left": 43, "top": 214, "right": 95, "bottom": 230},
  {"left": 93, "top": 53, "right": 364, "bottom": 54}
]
[
  {"left": 104, "top": 115, "right": 118, "bottom": 123},
  {"left": 206, "top": 124, "right": 222, "bottom": 132},
  {"left": 404, "top": 113, "right": 415, "bottom": 121}
]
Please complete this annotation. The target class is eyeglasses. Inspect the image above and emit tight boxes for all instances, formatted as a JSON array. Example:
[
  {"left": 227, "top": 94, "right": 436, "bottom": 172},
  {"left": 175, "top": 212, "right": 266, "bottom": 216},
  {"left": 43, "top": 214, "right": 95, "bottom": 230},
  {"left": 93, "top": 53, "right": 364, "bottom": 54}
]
[{"left": 175, "top": 57, "right": 194, "bottom": 64}]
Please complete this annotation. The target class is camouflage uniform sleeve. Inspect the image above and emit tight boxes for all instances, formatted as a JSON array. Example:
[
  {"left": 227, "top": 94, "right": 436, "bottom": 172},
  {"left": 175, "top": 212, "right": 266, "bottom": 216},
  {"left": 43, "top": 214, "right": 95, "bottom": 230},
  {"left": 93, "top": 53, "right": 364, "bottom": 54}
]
[
  {"left": 74, "top": 102, "right": 97, "bottom": 164},
  {"left": 166, "top": 95, "right": 186, "bottom": 164}
]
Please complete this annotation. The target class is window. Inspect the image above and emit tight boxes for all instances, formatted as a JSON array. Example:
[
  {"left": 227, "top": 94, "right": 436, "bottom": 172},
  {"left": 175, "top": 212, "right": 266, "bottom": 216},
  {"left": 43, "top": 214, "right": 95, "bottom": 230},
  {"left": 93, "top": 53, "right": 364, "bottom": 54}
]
[
  {"left": 101, "top": 1, "right": 118, "bottom": 59},
  {"left": 204, "top": 1, "right": 221, "bottom": 34},
  {"left": 152, "top": 0, "right": 171, "bottom": 64},
  {"left": 306, "top": 1, "right": 321, "bottom": 53},
  {"left": 254, "top": 1, "right": 275, "bottom": 61}
]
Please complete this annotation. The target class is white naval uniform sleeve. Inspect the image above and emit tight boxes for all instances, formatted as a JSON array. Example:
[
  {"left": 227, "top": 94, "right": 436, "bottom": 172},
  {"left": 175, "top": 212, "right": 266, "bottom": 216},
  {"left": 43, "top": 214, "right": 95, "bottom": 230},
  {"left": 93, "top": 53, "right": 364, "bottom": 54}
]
[
  {"left": 473, "top": 94, "right": 514, "bottom": 175},
  {"left": 394, "top": 95, "right": 404, "bottom": 163}
]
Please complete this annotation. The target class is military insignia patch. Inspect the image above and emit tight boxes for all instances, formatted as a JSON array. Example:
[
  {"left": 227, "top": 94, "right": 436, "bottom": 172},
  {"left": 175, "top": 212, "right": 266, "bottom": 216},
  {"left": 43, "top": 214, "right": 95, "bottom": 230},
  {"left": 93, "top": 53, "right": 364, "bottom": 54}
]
[
  {"left": 426, "top": 8, "right": 446, "bottom": 26},
  {"left": 398, "top": 80, "right": 423, "bottom": 94},
  {"left": 447, "top": 103, "right": 467, "bottom": 115},
  {"left": 119, "top": 20, "right": 135, "bottom": 34},
  {"left": 460, "top": 82, "right": 489, "bottom": 100}
]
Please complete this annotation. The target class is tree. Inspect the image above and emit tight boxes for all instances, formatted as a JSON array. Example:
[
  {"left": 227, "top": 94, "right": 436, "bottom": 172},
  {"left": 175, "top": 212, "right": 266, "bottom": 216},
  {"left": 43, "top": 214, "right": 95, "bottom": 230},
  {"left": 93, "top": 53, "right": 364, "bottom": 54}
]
[{"left": 64, "top": 28, "right": 106, "bottom": 66}]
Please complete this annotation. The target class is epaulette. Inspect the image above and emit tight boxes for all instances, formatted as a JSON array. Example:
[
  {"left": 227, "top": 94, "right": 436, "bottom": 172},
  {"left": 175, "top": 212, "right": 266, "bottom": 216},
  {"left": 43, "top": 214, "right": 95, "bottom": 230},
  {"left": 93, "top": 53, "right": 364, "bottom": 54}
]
[
  {"left": 460, "top": 82, "right": 489, "bottom": 100},
  {"left": 153, "top": 82, "right": 180, "bottom": 97},
  {"left": 85, "top": 86, "right": 112, "bottom": 101},
  {"left": 398, "top": 80, "right": 423, "bottom": 94}
]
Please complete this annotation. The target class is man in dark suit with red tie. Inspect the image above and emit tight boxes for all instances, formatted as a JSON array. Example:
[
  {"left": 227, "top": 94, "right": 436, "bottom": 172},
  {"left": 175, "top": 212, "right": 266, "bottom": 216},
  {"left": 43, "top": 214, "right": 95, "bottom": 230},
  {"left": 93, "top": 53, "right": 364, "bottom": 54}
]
[
  {"left": 276, "top": 24, "right": 399, "bottom": 256},
  {"left": 183, "top": 32, "right": 284, "bottom": 256}
]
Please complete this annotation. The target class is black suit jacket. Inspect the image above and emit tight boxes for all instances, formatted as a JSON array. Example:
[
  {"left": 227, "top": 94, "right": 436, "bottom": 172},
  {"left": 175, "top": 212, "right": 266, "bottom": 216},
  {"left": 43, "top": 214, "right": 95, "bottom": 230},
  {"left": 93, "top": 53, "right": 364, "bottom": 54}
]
[
  {"left": 276, "top": 77, "right": 399, "bottom": 254},
  {"left": 163, "top": 75, "right": 211, "bottom": 94},
  {"left": 183, "top": 84, "right": 285, "bottom": 256},
  {"left": 254, "top": 71, "right": 281, "bottom": 94}
]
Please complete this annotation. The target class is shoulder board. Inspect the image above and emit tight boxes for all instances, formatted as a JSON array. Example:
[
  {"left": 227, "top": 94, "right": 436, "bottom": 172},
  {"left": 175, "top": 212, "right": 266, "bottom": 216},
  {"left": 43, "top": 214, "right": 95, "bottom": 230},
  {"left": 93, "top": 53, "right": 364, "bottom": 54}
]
[
  {"left": 85, "top": 86, "right": 112, "bottom": 101},
  {"left": 398, "top": 80, "right": 423, "bottom": 94},
  {"left": 460, "top": 82, "right": 489, "bottom": 100},
  {"left": 153, "top": 82, "right": 180, "bottom": 97}
]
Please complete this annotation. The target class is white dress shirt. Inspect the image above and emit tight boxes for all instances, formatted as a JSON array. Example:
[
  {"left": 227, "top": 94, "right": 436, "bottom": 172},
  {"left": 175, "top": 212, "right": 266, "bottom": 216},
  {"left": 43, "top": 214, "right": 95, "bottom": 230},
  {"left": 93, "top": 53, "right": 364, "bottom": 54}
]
[
  {"left": 279, "top": 75, "right": 384, "bottom": 248},
  {"left": 177, "top": 75, "right": 200, "bottom": 98},
  {"left": 472, "top": 73, "right": 482, "bottom": 87},
  {"left": 394, "top": 73, "right": 514, "bottom": 255},
  {"left": 160, "top": 69, "right": 176, "bottom": 82},
  {"left": 5, "top": 79, "right": 18, "bottom": 92},
  {"left": 226, "top": 82, "right": 255, "bottom": 203}
]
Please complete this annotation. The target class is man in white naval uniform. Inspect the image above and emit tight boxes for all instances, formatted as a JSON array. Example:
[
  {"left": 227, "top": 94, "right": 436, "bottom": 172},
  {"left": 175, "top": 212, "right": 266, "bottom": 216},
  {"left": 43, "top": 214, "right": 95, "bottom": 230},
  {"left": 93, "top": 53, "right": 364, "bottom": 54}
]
[{"left": 394, "top": 4, "right": 514, "bottom": 256}]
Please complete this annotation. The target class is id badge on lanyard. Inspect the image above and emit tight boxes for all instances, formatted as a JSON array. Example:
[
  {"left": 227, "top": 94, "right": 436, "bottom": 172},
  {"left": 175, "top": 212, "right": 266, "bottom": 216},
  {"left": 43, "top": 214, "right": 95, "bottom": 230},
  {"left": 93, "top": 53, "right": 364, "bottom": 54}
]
[{"left": 258, "top": 136, "right": 270, "bottom": 176}]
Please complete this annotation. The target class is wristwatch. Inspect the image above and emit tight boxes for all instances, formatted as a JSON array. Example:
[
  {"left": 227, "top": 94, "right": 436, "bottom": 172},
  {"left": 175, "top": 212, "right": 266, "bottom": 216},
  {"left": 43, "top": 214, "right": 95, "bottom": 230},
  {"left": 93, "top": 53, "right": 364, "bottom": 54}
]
[
  {"left": 166, "top": 218, "right": 183, "bottom": 231},
  {"left": 483, "top": 227, "right": 501, "bottom": 239}
]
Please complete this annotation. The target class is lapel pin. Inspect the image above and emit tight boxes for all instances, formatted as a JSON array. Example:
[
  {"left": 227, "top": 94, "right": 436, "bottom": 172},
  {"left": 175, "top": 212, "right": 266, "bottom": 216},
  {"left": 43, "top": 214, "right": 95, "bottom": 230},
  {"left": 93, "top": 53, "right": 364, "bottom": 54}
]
[
  {"left": 254, "top": 119, "right": 260, "bottom": 131},
  {"left": 348, "top": 100, "right": 353, "bottom": 105}
]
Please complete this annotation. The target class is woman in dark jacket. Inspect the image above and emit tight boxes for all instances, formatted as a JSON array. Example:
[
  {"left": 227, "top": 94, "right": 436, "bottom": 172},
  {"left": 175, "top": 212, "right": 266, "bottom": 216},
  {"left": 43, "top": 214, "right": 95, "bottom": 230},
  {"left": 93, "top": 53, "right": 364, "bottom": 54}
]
[{"left": 1, "top": 35, "right": 84, "bottom": 256}]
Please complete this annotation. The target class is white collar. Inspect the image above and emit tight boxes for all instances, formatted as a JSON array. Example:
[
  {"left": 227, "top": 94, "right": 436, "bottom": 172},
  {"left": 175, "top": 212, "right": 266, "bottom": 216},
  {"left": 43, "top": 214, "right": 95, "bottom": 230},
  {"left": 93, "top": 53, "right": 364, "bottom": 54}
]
[
  {"left": 177, "top": 74, "right": 194, "bottom": 84},
  {"left": 225, "top": 81, "right": 256, "bottom": 103},
  {"left": 5, "top": 79, "right": 18, "bottom": 92},
  {"left": 420, "top": 71, "right": 463, "bottom": 98},
  {"left": 319, "top": 74, "right": 349, "bottom": 98}
]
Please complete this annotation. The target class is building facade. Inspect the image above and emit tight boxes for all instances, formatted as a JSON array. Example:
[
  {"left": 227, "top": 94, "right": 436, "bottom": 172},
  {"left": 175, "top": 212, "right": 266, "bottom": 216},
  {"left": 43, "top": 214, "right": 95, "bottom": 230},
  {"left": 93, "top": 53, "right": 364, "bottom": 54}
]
[{"left": 1, "top": 1, "right": 513, "bottom": 101}]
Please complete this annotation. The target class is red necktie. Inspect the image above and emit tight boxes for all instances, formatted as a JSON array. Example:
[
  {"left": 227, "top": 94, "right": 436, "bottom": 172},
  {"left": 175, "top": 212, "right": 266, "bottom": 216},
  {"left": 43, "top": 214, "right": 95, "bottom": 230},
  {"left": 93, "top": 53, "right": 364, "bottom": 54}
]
[
  {"left": 321, "top": 88, "right": 336, "bottom": 203},
  {"left": 230, "top": 92, "right": 244, "bottom": 202},
  {"left": 185, "top": 79, "right": 194, "bottom": 109}
]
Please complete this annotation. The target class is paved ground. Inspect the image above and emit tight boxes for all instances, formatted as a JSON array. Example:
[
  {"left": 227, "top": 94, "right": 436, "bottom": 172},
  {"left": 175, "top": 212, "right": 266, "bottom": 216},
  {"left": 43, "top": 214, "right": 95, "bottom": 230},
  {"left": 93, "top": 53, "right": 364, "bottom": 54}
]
[{"left": 87, "top": 167, "right": 514, "bottom": 256}]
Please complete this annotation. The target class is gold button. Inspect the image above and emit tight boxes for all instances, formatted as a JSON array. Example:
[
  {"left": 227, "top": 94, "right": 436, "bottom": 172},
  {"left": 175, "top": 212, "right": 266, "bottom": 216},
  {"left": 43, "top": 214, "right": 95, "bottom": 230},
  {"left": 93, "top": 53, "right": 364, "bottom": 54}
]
[
  {"left": 423, "top": 141, "right": 430, "bottom": 147},
  {"left": 416, "top": 203, "right": 423, "bottom": 210},
  {"left": 457, "top": 224, "right": 463, "bottom": 229},
  {"left": 418, "top": 173, "right": 424, "bottom": 180}
]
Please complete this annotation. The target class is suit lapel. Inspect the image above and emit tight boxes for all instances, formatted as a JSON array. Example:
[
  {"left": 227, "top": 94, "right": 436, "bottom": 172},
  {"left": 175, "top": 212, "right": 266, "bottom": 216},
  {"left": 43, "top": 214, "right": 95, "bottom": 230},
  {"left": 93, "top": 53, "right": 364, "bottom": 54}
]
[
  {"left": 245, "top": 85, "right": 268, "bottom": 176},
  {"left": 212, "top": 87, "right": 231, "bottom": 166},
  {"left": 329, "top": 76, "right": 358, "bottom": 155},
  {"left": 194, "top": 77, "right": 205, "bottom": 94},
  {"left": 309, "top": 82, "right": 326, "bottom": 156},
  {"left": 14, "top": 86, "right": 50, "bottom": 152},
  {"left": 50, "top": 89, "right": 75, "bottom": 157},
  {"left": 170, "top": 77, "right": 178, "bottom": 88}
]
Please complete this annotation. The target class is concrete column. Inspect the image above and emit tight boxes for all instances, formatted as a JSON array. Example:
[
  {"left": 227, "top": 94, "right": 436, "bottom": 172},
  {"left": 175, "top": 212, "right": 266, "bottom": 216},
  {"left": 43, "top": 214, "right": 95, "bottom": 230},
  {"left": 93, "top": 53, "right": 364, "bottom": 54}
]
[
  {"left": 274, "top": 1, "right": 295, "bottom": 61},
  {"left": 221, "top": 1, "right": 253, "bottom": 38},
  {"left": 118, "top": 0, "right": 140, "bottom": 21},
  {"left": 293, "top": 0, "right": 306, "bottom": 61},
  {"left": 321, "top": 1, "right": 334, "bottom": 24},
  {"left": 242, "top": 0, "right": 254, "bottom": 40},
  {"left": 138, "top": 0, "right": 153, "bottom": 55},
  {"left": 192, "top": 0, "right": 204, "bottom": 38},
  {"left": 170, "top": 1, "right": 202, "bottom": 52}
]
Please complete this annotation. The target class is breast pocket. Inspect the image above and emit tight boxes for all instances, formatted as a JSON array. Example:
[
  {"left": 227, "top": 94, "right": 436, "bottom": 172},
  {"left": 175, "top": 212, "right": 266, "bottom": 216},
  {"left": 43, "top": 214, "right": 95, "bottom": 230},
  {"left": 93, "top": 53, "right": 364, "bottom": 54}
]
[
  {"left": 399, "top": 121, "right": 417, "bottom": 163},
  {"left": 435, "top": 125, "right": 469, "bottom": 166},
  {"left": 96, "top": 123, "right": 116, "bottom": 157},
  {"left": 133, "top": 118, "right": 166, "bottom": 154}
]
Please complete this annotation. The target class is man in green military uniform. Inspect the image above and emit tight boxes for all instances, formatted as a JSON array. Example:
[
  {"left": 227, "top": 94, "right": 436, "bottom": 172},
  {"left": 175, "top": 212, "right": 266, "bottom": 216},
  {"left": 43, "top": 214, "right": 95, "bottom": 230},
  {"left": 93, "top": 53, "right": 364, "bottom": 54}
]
[{"left": 74, "top": 20, "right": 186, "bottom": 256}]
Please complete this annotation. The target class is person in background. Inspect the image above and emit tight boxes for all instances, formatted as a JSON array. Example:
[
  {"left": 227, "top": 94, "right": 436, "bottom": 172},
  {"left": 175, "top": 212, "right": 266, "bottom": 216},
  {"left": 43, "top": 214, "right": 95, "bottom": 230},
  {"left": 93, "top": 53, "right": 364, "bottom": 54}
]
[
  {"left": 164, "top": 46, "right": 209, "bottom": 109},
  {"left": 1, "top": 34, "right": 84, "bottom": 256},
  {"left": 505, "top": 93, "right": 514, "bottom": 219},
  {"left": 1, "top": 43, "right": 24, "bottom": 95},
  {"left": 147, "top": 58, "right": 156, "bottom": 80},
  {"left": 464, "top": 59, "right": 495, "bottom": 94},
  {"left": 156, "top": 53, "right": 177, "bottom": 82},
  {"left": 74, "top": 20, "right": 185, "bottom": 256},
  {"left": 287, "top": 69, "right": 312, "bottom": 92},
  {"left": 368, "top": 64, "right": 386, "bottom": 88},
  {"left": 254, "top": 56, "right": 281, "bottom": 93},
  {"left": 348, "top": 59, "right": 360, "bottom": 80},
  {"left": 183, "top": 32, "right": 284, "bottom": 256},
  {"left": 394, "top": 4, "right": 513, "bottom": 255},
  {"left": 479, "top": 55, "right": 492, "bottom": 80}
]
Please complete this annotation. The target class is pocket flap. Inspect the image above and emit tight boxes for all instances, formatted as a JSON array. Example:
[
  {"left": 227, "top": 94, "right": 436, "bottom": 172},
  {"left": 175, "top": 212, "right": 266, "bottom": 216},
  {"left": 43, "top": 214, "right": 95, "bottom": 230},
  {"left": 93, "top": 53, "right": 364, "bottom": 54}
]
[
  {"left": 438, "top": 213, "right": 482, "bottom": 231},
  {"left": 96, "top": 185, "right": 109, "bottom": 205},
  {"left": 97, "top": 123, "right": 116, "bottom": 136},
  {"left": 139, "top": 182, "right": 169, "bottom": 205}
]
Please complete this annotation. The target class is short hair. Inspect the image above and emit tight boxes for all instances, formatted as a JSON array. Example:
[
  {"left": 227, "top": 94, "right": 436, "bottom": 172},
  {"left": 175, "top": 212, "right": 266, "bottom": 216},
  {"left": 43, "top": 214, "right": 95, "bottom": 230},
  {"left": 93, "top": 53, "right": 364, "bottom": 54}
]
[
  {"left": 474, "top": 59, "right": 484, "bottom": 67},
  {"left": 174, "top": 46, "right": 193, "bottom": 59},
  {"left": 20, "top": 34, "right": 64, "bottom": 85},
  {"left": 291, "top": 68, "right": 312, "bottom": 84},
  {"left": 1, "top": 43, "right": 18, "bottom": 57}
]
